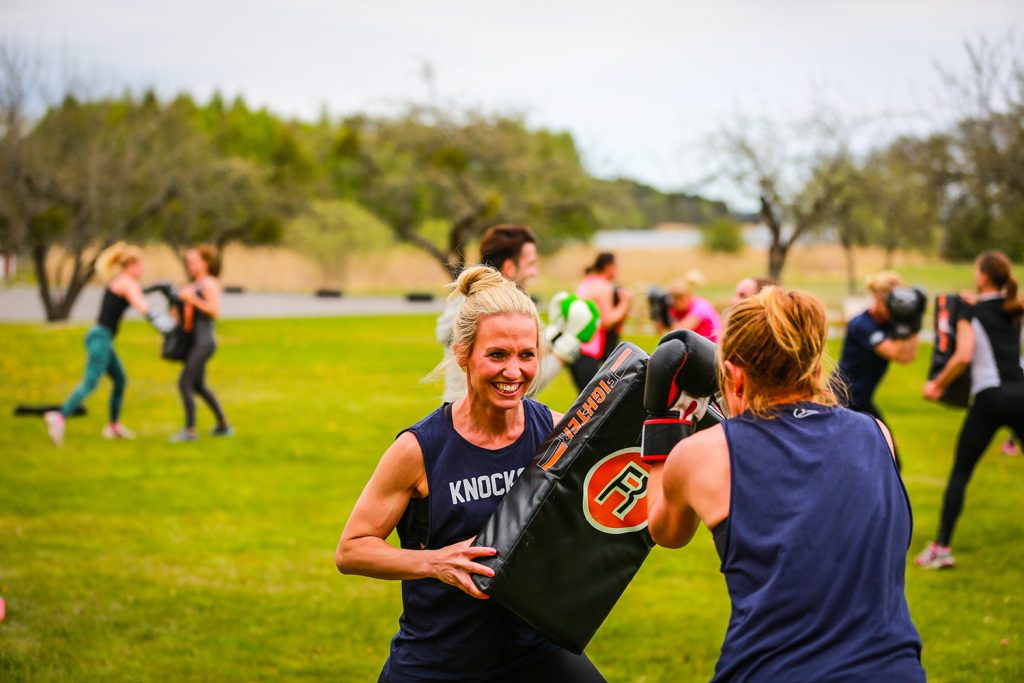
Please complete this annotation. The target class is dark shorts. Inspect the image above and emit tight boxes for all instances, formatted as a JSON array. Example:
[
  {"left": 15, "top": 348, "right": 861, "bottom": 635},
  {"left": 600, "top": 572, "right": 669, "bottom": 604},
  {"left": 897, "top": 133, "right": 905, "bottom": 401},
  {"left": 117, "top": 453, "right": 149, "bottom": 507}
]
[{"left": 378, "top": 648, "right": 605, "bottom": 683}]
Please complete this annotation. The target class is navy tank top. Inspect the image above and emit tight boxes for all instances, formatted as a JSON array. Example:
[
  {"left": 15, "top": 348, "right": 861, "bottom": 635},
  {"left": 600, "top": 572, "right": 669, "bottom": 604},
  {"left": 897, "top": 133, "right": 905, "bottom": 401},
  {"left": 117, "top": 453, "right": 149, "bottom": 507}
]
[
  {"left": 713, "top": 404, "right": 925, "bottom": 683},
  {"left": 97, "top": 287, "right": 130, "bottom": 336},
  {"left": 382, "top": 399, "right": 560, "bottom": 682}
]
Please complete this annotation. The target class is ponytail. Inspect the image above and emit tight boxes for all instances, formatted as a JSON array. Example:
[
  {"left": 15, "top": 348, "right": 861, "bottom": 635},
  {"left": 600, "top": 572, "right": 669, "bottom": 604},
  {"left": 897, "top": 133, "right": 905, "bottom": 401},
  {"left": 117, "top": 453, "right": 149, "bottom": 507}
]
[
  {"left": 977, "top": 250, "right": 1023, "bottom": 319},
  {"left": 718, "top": 286, "right": 837, "bottom": 417},
  {"left": 1004, "top": 274, "right": 1024, "bottom": 318},
  {"left": 95, "top": 242, "right": 142, "bottom": 280}
]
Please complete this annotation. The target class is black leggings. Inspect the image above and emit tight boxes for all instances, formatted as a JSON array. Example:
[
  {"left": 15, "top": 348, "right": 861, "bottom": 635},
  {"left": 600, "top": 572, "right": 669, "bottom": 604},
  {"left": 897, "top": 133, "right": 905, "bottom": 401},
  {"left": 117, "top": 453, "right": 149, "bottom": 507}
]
[
  {"left": 937, "top": 384, "right": 1024, "bottom": 546},
  {"left": 178, "top": 342, "right": 226, "bottom": 430},
  {"left": 848, "top": 400, "right": 902, "bottom": 471},
  {"left": 378, "top": 649, "right": 605, "bottom": 683}
]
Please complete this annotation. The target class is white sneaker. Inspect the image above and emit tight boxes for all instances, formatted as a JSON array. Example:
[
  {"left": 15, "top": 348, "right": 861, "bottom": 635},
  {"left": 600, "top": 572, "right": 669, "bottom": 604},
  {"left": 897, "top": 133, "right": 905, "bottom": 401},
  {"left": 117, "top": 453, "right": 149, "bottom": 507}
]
[
  {"left": 102, "top": 423, "right": 136, "bottom": 440},
  {"left": 914, "top": 542, "right": 955, "bottom": 569},
  {"left": 44, "top": 411, "right": 65, "bottom": 447}
]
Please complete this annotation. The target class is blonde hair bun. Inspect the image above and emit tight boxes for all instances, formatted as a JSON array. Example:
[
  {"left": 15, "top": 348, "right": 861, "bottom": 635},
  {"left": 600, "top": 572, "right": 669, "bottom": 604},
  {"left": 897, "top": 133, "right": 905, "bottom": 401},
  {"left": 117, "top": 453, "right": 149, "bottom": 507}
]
[
  {"left": 865, "top": 271, "right": 903, "bottom": 297},
  {"left": 454, "top": 264, "right": 509, "bottom": 300},
  {"left": 719, "top": 285, "right": 837, "bottom": 417},
  {"left": 95, "top": 242, "right": 143, "bottom": 280},
  {"left": 668, "top": 270, "right": 706, "bottom": 297}
]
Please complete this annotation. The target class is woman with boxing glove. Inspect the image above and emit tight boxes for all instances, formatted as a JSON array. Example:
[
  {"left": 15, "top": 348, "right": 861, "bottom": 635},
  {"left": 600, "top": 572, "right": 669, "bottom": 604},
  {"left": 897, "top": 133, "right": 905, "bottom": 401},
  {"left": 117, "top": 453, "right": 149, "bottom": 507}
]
[
  {"left": 644, "top": 286, "right": 925, "bottom": 682},
  {"left": 835, "top": 271, "right": 924, "bottom": 469},
  {"left": 336, "top": 265, "right": 605, "bottom": 682},
  {"left": 918, "top": 250, "right": 1024, "bottom": 569},
  {"left": 43, "top": 242, "right": 177, "bottom": 446}
]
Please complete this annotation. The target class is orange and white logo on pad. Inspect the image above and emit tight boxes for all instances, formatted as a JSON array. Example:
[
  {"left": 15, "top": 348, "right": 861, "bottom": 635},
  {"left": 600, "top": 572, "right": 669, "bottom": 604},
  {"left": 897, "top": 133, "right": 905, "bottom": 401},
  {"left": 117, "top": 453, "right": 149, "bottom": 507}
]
[{"left": 583, "top": 448, "right": 651, "bottom": 534}]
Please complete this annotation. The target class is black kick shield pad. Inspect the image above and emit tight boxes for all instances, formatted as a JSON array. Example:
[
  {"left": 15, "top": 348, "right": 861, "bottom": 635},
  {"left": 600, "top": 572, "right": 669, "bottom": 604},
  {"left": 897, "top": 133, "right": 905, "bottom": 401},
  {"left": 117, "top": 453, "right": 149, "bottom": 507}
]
[
  {"left": 471, "top": 342, "right": 654, "bottom": 653},
  {"left": 929, "top": 293, "right": 970, "bottom": 408}
]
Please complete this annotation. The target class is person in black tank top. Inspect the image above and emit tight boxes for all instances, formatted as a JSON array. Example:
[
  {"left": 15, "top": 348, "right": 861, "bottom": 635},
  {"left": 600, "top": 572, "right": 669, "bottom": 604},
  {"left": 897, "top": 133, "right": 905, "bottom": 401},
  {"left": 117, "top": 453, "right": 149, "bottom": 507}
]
[
  {"left": 918, "top": 250, "right": 1024, "bottom": 569},
  {"left": 169, "top": 246, "right": 231, "bottom": 442},
  {"left": 44, "top": 243, "right": 176, "bottom": 447},
  {"left": 645, "top": 286, "right": 925, "bottom": 682},
  {"left": 335, "top": 266, "right": 605, "bottom": 682}
]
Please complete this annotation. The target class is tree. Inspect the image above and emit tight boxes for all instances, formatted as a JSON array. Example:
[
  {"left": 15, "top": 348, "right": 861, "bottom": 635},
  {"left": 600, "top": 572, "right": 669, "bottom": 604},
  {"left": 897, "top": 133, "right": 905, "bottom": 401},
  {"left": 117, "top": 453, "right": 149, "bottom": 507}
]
[
  {"left": 0, "top": 45, "right": 188, "bottom": 320},
  {"left": 155, "top": 154, "right": 286, "bottom": 270},
  {"left": 710, "top": 112, "right": 850, "bottom": 281},
  {"left": 284, "top": 199, "right": 392, "bottom": 283},
  {"left": 932, "top": 35, "right": 1024, "bottom": 260},
  {"left": 331, "top": 106, "right": 632, "bottom": 278},
  {"left": 852, "top": 139, "right": 942, "bottom": 266},
  {"left": 701, "top": 216, "right": 743, "bottom": 253}
]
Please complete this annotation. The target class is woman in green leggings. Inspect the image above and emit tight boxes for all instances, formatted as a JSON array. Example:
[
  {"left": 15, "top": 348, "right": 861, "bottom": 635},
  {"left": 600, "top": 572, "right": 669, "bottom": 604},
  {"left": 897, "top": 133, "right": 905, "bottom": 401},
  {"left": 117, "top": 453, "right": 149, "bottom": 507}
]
[{"left": 44, "top": 243, "right": 175, "bottom": 446}]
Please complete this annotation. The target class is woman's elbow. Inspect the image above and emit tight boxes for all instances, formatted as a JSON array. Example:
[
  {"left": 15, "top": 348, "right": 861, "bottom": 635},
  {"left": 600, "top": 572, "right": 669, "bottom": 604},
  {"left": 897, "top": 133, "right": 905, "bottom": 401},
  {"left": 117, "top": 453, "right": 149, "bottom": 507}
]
[
  {"left": 648, "top": 517, "right": 690, "bottom": 550},
  {"left": 334, "top": 542, "right": 354, "bottom": 574}
]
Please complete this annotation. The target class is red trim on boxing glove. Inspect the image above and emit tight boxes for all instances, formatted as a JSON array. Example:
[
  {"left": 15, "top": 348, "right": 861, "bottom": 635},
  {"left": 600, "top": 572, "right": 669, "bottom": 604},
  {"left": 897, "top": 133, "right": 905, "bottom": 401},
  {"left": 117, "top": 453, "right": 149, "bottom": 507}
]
[{"left": 641, "top": 416, "right": 688, "bottom": 463}]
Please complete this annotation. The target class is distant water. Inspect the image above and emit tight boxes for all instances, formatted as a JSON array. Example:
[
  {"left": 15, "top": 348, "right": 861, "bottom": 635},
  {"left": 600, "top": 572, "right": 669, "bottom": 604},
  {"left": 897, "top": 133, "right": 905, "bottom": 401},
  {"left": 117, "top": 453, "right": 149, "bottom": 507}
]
[{"left": 593, "top": 226, "right": 834, "bottom": 250}]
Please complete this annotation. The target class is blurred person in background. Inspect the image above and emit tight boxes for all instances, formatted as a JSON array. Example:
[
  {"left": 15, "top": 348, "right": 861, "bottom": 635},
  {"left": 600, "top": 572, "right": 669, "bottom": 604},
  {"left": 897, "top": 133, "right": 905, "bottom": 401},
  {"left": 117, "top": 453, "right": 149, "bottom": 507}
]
[
  {"left": 730, "top": 276, "right": 777, "bottom": 309},
  {"left": 170, "top": 245, "right": 232, "bottom": 442},
  {"left": 659, "top": 270, "right": 721, "bottom": 342},
  {"left": 835, "top": 271, "right": 925, "bottom": 470},
  {"left": 918, "top": 250, "right": 1024, "bottom": 569},
  {"left": 571, "top": 252, "right": 632, "bottom": 391},
  {"left": 44, "top": 243, "right": 176, "bottom": 446}
]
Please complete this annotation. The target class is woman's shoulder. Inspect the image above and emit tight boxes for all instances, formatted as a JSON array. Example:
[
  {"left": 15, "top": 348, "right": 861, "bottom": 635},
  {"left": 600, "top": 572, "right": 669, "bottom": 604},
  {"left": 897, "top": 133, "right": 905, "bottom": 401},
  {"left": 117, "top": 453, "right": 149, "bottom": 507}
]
[
  {"left": 401, "top": 405, "right": 447, "bottom": 435},
  {"left": 666, "top": 423, "right": 729, "bottom": 489},
  {"left": 522, "top": 398, "right": 553, "bottom": 420},
  {"left": 578, "top": 276, "right": 611, "bottom": 297},
  {"left": 693, "top": 296, "right": 720, "bottom": 317},
  {"left": 198, "top": 275, "right": 221, "bottom": 291}
]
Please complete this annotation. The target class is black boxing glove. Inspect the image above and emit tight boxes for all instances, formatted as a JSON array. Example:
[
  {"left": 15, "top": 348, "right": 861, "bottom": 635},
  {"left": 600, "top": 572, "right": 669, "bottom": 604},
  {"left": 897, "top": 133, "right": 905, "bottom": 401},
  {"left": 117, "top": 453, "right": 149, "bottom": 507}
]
[
  {"left": 143, "top": 280, "right": 180, "bottom": 306},
  {"left": 641, "top": 330, "right": 719, "bottom": 464},
  {"left": 888, "top": 286, "right": 927, "bottom": 339},
  {"left": 656, "top": 329, "right": 719, "bottom": 396},
  {"left": 647, "top": 286, "right": 672, "bottom": 329}
]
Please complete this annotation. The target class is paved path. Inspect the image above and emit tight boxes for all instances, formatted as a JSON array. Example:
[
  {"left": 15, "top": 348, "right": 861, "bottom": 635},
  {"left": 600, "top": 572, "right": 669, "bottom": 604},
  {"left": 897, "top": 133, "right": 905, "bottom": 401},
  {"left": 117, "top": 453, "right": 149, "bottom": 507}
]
[{"left": 0, "top": 286, "right": 445, "bottom": 323}]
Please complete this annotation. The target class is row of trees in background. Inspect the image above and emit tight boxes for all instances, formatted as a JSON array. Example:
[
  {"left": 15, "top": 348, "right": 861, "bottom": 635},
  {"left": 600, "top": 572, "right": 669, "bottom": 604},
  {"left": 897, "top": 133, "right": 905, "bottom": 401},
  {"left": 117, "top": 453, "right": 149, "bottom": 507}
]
[
  {"left": 1, "top": 36, "right": 1021, "bottom": 318},
  {"left": 0, "top": 40, "right": 720, "bottom": 320},
  {"left": 713, "top": 35, "right": 1024, "bottom": 285}
]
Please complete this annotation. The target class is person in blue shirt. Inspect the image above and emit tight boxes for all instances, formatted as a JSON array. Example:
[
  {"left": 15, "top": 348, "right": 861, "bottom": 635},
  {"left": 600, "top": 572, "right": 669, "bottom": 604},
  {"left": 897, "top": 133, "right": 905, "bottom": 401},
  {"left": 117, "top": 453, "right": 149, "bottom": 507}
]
[
  {"left": 336, "top": 265, "right": 605, "bottom": 682},
  {"left": 647, "top": 286, "right": 925, "bottom": 682},
  {"left": 836, "top": 271, "right": 920, "bottom": 468}
]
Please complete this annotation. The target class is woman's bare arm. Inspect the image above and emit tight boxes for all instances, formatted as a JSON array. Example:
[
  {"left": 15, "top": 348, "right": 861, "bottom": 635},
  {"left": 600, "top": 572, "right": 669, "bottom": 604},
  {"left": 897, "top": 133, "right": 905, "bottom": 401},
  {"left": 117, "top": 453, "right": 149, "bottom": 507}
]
[{"left": 335, "top": 432, "right": 496, "bottom": 598}]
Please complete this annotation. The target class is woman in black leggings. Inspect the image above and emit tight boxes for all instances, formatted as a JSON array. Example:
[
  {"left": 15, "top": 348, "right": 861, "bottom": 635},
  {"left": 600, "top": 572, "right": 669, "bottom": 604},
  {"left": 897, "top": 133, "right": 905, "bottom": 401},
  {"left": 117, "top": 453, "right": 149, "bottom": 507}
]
[
  {"left": 170, "top": 245, "right": 232, "bottom": 442},
  {"left": 918, "top": 250, "right": 1024, "bottom": 568}
]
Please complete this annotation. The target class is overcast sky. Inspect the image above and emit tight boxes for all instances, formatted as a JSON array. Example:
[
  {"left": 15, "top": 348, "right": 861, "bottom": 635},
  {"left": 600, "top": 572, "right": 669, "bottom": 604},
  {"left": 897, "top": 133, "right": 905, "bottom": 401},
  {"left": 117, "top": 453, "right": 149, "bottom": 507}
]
[{"left": 3, "top": 1, "right": 1021, "bottom": 205}]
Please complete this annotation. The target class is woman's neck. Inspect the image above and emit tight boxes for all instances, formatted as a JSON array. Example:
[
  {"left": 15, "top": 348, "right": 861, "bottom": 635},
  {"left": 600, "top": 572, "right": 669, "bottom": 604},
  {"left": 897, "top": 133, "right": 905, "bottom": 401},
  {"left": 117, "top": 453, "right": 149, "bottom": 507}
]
[
  {"left": 978, "top": 283, "right": 1000, "bottom": 296},
  {"left": 454, "top": 394, "right": 523, "bottom": 447}
]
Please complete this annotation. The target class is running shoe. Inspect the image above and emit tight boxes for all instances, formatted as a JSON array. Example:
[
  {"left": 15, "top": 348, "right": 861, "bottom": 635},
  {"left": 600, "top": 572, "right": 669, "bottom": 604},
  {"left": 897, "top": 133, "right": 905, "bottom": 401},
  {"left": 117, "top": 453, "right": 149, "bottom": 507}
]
[
  {"left": 914, "top": 542, "right": 955, "bottom": 569},
  {"left": 102, "top": 423, "right": 136, "bottom": 440},
  {"left": 211, "top": 425, "right": 234, "bottom": 437},
  {"left": 168, "top": 430, "right": 198, "bottom": 443},
  {"left": 44, "top": 411, "right": 65, "bottom": 447}
]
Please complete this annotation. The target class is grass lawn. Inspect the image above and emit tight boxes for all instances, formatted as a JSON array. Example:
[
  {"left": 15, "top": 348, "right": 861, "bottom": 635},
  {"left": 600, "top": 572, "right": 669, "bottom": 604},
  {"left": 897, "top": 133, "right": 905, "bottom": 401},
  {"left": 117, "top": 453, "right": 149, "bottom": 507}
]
[{"left": 1, "top": 315, "right": 1021, "bottom": 681}]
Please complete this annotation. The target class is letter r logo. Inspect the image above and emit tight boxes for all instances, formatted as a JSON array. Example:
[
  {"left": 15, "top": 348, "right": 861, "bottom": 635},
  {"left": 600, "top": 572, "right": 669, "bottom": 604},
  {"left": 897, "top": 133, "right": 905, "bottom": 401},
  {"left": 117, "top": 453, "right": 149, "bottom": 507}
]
[
  {"left": 595, "top": 462, "right": 648, "bottom": 519},
  {"left": 583, "top": 448, "right": 651, "bottom": 534}
]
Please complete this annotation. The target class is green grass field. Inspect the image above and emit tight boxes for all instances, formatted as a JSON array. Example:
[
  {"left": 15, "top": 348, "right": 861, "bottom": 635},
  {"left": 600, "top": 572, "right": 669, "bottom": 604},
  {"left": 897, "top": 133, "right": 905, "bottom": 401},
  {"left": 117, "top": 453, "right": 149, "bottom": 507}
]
[{"left": 1, "top": 315, "right": 1021, "bottom": 681}]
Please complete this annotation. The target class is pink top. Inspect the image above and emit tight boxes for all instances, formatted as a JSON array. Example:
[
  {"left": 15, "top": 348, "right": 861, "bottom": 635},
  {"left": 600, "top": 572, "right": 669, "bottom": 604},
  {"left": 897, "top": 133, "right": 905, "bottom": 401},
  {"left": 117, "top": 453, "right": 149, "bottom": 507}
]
[
  {"left": 576, "top": 274, "right": 607, "bottom": 359},
  {"left": 669, "top": 296, "right": 721, "bottom": 342}
]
